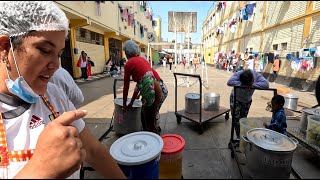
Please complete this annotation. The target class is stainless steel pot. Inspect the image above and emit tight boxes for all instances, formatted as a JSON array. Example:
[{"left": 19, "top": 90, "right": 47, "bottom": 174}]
[
  {"left": 204, "top": 93, "right": 220, "bottom": 111},
  {"left": 283, "top": 94, "right": 299, "bottom": 110},
  {"left": 300, "top": 108, "right": 320, "bottom": 133},
  {"left": 242, "top": 128, "right": 298, "bottom": 179},
  {"left": 185, "top": 93, "right": 200, "bottom": 114},
  {"left": 113, "top": 98, "right": 143, "bottom": 135}
]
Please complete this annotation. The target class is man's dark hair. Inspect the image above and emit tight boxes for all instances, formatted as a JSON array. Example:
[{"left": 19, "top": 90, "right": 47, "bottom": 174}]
[
  {"left": 239, "top": 69, "right": 254, "bottom": 86},
  {"left": 249, "top": 55, "right": 253, "bottom": 59},
  {"left": 272, "top": 94, "right": 285, "bottom": 107}
]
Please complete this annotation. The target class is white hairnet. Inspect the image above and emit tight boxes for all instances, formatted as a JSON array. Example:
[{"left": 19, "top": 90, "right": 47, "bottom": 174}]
[
  {"left": 123, "top": 40, "right": 141, "bottom": 57},
  {"left": 0, "top": 1, "right": 69, "bottom": 37}
]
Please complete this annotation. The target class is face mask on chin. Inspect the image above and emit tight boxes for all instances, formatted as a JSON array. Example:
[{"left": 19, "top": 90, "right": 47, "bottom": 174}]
[{"left": 4, "top": 38, "right": 39, "bottom": 104}]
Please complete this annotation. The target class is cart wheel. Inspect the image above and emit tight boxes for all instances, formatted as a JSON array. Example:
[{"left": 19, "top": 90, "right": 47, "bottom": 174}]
[
  {"left": 225, "top": 112, "right": 229, "bottom": 121},
  {"left": 176, "top": 116, "right": 182, "bottom": 124}
]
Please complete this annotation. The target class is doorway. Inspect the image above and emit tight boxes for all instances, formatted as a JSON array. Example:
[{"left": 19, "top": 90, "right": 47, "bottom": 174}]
[
  {"left": 109, "top": 38, "right": 122, "bottom": 65},
  {"left": 60, "top": 32, "right": 74, "bottom": 78}
]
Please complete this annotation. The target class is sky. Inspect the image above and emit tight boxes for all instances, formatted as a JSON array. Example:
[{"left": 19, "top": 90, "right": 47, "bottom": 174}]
[{"left": 149, "top": 1, "right": 216, "bottom": 44}]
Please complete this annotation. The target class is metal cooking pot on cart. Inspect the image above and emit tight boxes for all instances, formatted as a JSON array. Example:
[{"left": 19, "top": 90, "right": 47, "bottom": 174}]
[
  {"left": 242, "top": 128, "right": 298, "bottom": 179},
  {"left": 173, "top": 73, "right": 230, "bottom": 134},
  {"left": 283, "top": 94, "right": 299, "bottom": 111}
]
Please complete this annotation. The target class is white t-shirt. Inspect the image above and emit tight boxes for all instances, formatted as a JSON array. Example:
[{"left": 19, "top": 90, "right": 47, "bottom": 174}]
[
  {"left": 0, "top": 83, "right": 85, "bottom": 179},
  {"left": 50, "top": 67, "right": 84, "bottom": 106},
  {"left": 246, "top": 58, "right": 255, "bottom": 70}
]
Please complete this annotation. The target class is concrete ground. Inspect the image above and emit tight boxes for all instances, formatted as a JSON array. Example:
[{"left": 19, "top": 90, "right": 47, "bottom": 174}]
[{"left": 76, "top": 64, "right": 320, "bottom": 179}]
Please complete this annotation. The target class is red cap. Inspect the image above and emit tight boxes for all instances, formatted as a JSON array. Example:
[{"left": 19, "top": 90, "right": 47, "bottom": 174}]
[{"left": 161, "top": 134, "right": 185, "bottom": 154}]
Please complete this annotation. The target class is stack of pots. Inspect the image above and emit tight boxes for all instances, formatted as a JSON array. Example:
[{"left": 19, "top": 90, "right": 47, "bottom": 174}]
[{"left": 242, "top": 128, "right": 298, "bottom": 179}]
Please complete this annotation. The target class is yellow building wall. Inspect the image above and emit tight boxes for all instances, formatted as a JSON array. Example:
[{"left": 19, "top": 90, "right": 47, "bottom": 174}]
[
  {"left": 75, "top": 41, "right": 105, "bottom": 75},
  {"left": 56, "top": 1, "right": 119, "bottom": 31}
]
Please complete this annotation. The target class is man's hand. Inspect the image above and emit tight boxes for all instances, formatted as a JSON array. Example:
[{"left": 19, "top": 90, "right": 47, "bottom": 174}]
[{"left": 15, "top": 110, "right": 87, "bottom": 179}]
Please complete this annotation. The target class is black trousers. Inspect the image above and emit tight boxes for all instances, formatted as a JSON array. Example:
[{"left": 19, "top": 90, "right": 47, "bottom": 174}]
[
  {"left": 169, "top": 63, "right": 172, "bottom": 70},
  {"left": 273, "top": 71, "right": 278, "bottom": 82},
  {"left": 81, "top": 67, "right": 88, "bottom": 79}
]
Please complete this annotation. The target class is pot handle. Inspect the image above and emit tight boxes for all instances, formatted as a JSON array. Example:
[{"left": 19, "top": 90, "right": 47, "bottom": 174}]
[
  {"left": 289, "top": 137, "right": 299, "bottom": 145},
  {"left": 242, "top": 135, "right": 250, "bottom": 143}
]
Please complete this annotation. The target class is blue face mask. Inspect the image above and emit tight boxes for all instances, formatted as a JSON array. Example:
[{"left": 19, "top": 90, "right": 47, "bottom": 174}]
[{"left": 4, "top": 39, "right": 39, "bottom": 104}]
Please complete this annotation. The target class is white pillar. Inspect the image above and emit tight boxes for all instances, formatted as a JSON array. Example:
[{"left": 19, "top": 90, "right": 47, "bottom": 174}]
[
  {"left": 187, "top": 23, "right": 190, "bottom": 67},
  {"left": 174, "top": 28, "right": 177, "bottom": 72}
]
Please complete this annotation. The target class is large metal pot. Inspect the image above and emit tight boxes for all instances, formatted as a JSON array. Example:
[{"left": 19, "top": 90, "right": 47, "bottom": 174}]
[
  {"left": 185, "top": 93, "right": 200, "bottom": 114},
  {"left": 300, "top": 108, "right": 320, "bottom": 133},
  {"left": 283, "top": 94, "right": 299, "bottom": 110},
  {"left": 204, "top": 93, "right": 220, "bottom": 111},
  {"left": 242, "top": 128, "right": 298, "bottom": 179},
  {"left": 114, "top": 98, "right": 143, "bottom": 135}
]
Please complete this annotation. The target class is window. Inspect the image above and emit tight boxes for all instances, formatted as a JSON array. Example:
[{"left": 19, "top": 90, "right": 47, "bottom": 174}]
[
  {"left": 281, "top": 42, "right": 287, "bottom": 50},
  {"left": 273, "top": 44, "right": 278, "bottom": 50},
  {"left": 76, "top": 28, "right": 104, "bottom": 46},
  {"left": 80, "top": 28, "right": 86, "bottom": 38}
]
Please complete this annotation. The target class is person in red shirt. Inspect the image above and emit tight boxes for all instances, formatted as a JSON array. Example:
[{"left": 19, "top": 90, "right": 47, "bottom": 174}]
[{"left": 122, "top": 40, "right": 168, "bottom": 134}]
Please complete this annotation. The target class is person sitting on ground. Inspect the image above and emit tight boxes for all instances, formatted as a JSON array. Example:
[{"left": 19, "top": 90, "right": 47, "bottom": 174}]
[
  {"left": 263, "top": 95, "right": 287, "bottom": 135},
  {"left": 0, "top": 1, "right": 125, "bottom": 179},
  {"left": 122, "top": 40, "right": 168, "bottom": 134},
  {"left": 50, "top": 67, "right": 84, "bottom": 107},
  {"left": 227, "top": 69, "right": 269, "bottom": 139}
]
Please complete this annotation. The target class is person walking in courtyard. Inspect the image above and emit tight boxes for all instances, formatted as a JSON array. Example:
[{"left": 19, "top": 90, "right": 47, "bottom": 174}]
[
  {"left": 272, "top": 55, "right": 280, "bottom": 84},
  {"left": 122, "top": 40, "right": 168, "bottom": 134}
]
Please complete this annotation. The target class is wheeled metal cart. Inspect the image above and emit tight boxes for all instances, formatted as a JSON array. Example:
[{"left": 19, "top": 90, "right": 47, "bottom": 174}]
[
  {"left": 173, "top": 72, "right": 230, "bottom": 134},
  {"left": 227, "top": 86, "right": 303, "bottom": 179}
]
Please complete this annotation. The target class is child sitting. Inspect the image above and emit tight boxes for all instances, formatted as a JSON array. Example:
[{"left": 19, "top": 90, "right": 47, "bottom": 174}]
[{"left": 263, "top": 95, "right": 287, "bottom": 135}]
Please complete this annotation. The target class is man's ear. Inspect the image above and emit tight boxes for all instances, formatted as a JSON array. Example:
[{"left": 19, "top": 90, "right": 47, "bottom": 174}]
[{"left": 0, "top": 35, "right": 10, "bottom": 61}]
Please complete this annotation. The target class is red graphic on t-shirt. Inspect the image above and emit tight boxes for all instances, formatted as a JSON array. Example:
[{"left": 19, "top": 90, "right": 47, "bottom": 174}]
[{"left": 30, "top": 115, "right": 44, "bottom": 129}]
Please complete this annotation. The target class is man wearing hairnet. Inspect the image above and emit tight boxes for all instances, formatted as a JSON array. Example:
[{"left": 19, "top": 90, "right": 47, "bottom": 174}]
[
  {"left": 122, "top": 40, "right": 168, "bottom": 134},
  {"left": 0, "top": 1, "right": 125, "bottom": 179}
]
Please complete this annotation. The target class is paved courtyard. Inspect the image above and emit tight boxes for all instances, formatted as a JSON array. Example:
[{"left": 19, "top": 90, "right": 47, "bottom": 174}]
[{"left": 76, "top": 64, "right": 320, "bottom": 179}]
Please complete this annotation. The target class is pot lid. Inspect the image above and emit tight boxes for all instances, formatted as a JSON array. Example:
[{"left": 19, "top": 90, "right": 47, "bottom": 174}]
[
  {"left": 204, "top": 93, "right": 220, "bottom": 98},
  {"left": 114, "top": 98, "right": 142, "bottom": 107},
  {"left": 110, "top": 131, "right": 163, "bottom": 166},
  {"left": 247, "top": 128, "right": 297, "bottom": 152},
  {"left": 283, "top": 94, "right": 298, "bottom": 99},
  {"left": 161, "top": 134, "right": 185, "bottom": 154},
  {"left": 302, "top": 108, "right": 320, "bottom": 115},
  {"left": 185, "top": 93, "right": 200, "bottom": 99}
]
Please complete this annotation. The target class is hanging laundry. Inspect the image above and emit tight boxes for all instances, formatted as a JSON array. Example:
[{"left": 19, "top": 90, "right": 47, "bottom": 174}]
[
  {"left": 315, "top": 46, "right": 320, "bottom": 57},
  {"left": 128, "top": 14, "right": 134, "bottom": 27},
  {"left": 222, "top": 2, "right": 226, "bottom": 9},
  {"left": 291, "top": 58, "right": 301, "bottom": 71},
  {"left": 245, "top": 3, "right": 256, "bottom": 15},
  {"left": 96, "top": 1, "right": 101, "bottom": 16},
  {"left": 241, "top": 7, "right": 248, "bottom": 20},
  {"left": 145, "top": 10, "right": 150, "bottom": 19},
  {"left": 230, "top": 25, "right": 236, "bottom": 33},
  {"left": 133, "top": 19, "right": 136, "bottom": 35},
  {"left": 121, "top": 8, "right": 128, "bottom": 22},
  {"left": 226, "top": 1, "right": 232, "bottom": 6},
  {"left": 140, "top": 25, "right": 144, "bottom": 38}
]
